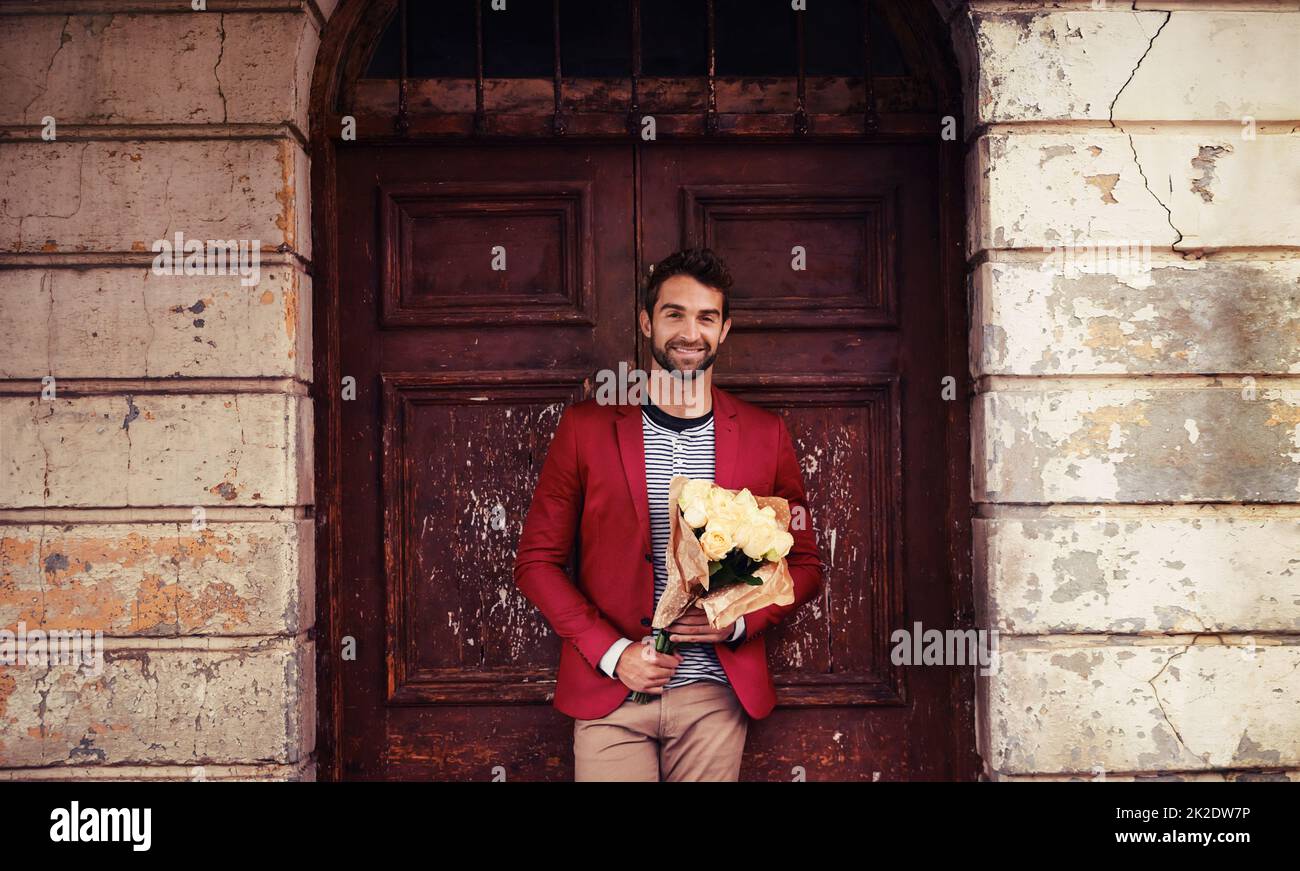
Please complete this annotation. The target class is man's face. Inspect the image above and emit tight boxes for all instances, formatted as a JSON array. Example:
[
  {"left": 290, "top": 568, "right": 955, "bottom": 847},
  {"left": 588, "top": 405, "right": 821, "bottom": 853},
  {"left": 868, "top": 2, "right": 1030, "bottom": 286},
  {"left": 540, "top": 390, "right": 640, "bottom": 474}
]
[{"left": 640, "top": 273, "right": 732, "bottom": 374}]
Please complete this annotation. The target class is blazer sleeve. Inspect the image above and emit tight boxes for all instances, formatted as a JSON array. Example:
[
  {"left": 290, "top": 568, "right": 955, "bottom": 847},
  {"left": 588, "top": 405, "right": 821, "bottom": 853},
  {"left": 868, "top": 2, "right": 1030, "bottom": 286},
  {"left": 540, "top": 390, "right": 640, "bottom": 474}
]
[
  {"left": 740, "top": 416, "right": 826, "bottom": 641},
  {"left": 512, "top": 405, "right": 624, "bottom": 672}
]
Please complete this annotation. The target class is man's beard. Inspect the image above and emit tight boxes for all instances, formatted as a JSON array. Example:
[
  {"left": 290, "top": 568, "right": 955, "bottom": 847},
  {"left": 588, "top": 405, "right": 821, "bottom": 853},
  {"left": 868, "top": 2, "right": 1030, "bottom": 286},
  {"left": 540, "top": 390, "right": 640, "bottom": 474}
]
[{"left": 651, "top": 336, "right": 717, "bottom": 375}]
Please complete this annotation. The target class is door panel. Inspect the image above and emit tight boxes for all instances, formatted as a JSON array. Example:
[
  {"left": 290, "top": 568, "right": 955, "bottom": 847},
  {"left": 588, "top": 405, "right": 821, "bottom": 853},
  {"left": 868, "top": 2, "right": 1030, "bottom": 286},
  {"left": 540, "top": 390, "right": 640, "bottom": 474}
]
[
  {"left": 680, "top": 182, "right": 897, "bottom": 328},
  {"left": 335, "top": 144, "right": 633, "bottom": 778},
  {"left": 640, "top": 143, "right": 952, "bottom": 778}
]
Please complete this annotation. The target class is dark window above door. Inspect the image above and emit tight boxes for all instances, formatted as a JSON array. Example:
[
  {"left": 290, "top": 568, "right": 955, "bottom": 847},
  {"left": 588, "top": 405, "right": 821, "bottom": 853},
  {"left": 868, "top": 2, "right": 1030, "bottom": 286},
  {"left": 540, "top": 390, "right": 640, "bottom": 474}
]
[
  {"left": 363, "top": 0, "right": 907, "bottom": 80},
  {"left": 332, "top": 0, "right": 953, "bottom": 139}
]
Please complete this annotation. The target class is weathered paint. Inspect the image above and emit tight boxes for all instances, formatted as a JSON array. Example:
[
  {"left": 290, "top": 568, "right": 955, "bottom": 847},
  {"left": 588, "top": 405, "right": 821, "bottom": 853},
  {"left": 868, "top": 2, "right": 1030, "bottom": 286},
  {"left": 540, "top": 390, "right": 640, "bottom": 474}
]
[
  {"left": 977, "top": 510, "right": 1300, "bottom": 634},
  {"left": 0, "top": 11, "right": 316, "bottom": 133},
  {"left": 0, "top": 638, "right": 314, "bottom": 768},
  {"left": 0, "top": 521, "right": 312, "bottom": 635},
  {"left": 0, "top": 268, "right": 311, "bottom": 380},
  {"left": 963, "top": 1, "right": 1300, "bottom": 780},
  {"left": 969, "top": 10, "right": 1299, "bottom": 128},
  {"left": 977, "top": 386, "right": 1300, "bottom": 503},
  {"left": 1, "top": 393, "right": 312, "bottom": 507},
  {"left": 983, "top": 639, "right": 1300, "bottom": 775},
  {"left": 0, "top": 139, "right": 307, "bottom": 254},
  {"left": 974, "top": 260, "right": 1300, "bottom": 376},
  {"left": 970, "top": 131, "right": 1300, "bottom": 254}
]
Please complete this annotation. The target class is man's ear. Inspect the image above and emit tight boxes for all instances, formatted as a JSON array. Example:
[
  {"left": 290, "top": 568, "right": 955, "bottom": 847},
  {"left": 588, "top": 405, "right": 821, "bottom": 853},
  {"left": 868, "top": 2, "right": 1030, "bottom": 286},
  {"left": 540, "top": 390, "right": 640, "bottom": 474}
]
[
  {"left": 639, "top": 307, "right": 652, "bottom": 338},
  {"left": 719, "top": 316, "right": 732, "bottom": 345}
]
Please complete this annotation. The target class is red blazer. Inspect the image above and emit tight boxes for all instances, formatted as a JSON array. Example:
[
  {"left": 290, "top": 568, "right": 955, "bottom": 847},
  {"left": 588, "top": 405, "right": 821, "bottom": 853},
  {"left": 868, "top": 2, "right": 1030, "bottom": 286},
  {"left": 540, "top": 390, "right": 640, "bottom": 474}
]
[{"left": 513, "top": 380, "right": 826, "bottom": 720}]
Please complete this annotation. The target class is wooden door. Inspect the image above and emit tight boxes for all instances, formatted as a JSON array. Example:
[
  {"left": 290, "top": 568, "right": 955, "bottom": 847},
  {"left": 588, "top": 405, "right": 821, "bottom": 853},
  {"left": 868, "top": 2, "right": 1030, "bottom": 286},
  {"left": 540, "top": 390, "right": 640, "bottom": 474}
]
[
  {"left": 333, "top": 143, "right": 634, "bottom": 778},
  {"left": 333, "top": 139, "right": 958, "bottom": 779},
  {"left": 640, "top": 142, "right": 953, "bottom": 778}
]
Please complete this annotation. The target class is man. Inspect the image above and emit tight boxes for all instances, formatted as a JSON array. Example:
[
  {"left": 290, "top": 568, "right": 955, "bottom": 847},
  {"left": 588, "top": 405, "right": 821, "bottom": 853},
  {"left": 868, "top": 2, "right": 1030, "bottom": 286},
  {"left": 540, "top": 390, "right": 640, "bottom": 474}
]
[{"left": 513, "top": 248, "right": 825, "bottom": 781}]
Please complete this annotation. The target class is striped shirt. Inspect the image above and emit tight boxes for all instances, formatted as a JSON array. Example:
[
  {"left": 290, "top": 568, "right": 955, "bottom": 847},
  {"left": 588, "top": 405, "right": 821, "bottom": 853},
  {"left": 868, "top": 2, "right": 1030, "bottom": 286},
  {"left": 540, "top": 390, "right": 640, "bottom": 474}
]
[{"left": 636, "top": 400, "right": 730, "bottom": 692}]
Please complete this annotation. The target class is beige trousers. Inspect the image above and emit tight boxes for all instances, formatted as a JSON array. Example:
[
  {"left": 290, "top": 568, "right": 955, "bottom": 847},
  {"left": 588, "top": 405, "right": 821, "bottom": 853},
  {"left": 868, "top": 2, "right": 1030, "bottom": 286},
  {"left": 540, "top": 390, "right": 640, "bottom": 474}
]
[{"left": 572, "top": 680, "right": 750, "bottom": 781}]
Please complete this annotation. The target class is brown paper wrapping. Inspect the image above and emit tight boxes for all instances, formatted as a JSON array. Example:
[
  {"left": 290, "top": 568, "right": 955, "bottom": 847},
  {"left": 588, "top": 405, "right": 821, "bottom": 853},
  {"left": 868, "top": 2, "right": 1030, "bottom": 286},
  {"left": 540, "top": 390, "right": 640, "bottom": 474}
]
[{"left": 651, "top": 475, "right": 796, "bottom": 632}]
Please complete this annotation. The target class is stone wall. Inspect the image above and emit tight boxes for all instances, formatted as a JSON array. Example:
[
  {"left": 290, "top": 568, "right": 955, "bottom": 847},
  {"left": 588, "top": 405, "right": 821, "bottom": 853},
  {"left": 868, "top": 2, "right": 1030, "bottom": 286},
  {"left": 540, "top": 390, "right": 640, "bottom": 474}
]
[
  {"left": 0, "top": 0, "right": 332, "bottom": 781},
  {"left": 951, "top": 1, "right": 1300, "bottom": 780}
]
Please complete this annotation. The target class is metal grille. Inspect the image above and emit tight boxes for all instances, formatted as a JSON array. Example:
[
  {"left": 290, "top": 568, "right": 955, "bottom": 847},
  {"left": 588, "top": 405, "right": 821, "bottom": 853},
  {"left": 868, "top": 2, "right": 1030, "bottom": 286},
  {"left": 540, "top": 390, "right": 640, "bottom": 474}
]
[{"left": 376, "top": 0, "right": 889, "bottom": 138}]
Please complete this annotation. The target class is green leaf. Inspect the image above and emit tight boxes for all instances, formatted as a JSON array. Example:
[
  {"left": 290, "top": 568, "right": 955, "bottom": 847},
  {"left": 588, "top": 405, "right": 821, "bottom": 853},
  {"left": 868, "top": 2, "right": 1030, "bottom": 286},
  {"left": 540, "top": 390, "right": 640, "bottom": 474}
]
[{"left": 708, "top": 559, "right": 741, "bottom": 590}]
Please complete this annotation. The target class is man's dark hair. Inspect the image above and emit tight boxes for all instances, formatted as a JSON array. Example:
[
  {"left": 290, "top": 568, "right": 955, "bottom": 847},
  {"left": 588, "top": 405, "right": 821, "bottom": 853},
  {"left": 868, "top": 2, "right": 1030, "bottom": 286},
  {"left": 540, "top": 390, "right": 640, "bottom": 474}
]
[{"left": 642, "top": 248, "right": 733, "bottom": 321}]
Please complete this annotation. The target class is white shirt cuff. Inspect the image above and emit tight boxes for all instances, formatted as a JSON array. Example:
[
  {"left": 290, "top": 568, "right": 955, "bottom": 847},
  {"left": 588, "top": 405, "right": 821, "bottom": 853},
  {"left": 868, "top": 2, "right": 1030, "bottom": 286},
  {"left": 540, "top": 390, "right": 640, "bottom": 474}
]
[
  {"left": 729, "top": 615, "right": 746, "bottom": 642},
  {"left": 599, "top": 637, "right": 635, "bottom": 678}
]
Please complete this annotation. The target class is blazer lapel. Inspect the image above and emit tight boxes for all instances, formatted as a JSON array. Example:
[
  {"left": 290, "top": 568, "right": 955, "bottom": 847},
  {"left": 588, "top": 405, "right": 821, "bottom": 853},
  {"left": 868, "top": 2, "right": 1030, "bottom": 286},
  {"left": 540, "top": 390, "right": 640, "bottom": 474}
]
[
  {"left": 615, "top": 405, "right": 652, "bottom": 556},
  {"left": 711, "top": 381, "right": 740, "bottom": 490}
]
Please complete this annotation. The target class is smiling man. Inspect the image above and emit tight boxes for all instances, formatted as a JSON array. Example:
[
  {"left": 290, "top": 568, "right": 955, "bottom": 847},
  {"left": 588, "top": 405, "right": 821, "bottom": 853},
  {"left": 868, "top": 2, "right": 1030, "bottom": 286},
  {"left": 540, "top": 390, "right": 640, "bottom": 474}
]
[{"left": 513, "top": 247, "right": 825, "bottom": 781}]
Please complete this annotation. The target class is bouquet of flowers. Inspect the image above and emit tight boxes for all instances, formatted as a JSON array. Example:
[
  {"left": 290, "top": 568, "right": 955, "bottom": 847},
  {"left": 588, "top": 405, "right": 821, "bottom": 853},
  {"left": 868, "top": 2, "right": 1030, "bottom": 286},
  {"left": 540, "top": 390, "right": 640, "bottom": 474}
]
[{"left": 631, "top": 476, "right": 797, "bottom": 703}]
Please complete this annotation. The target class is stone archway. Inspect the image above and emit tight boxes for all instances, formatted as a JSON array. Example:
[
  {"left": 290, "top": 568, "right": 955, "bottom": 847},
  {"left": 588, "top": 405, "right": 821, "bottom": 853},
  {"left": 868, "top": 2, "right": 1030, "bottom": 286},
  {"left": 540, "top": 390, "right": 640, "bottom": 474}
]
[
  {"left": 306, "top": 0, "right": 978, "bottom": 780},
  {"left": 298, "top": 0, "right": 1300, "bottom": 783}
]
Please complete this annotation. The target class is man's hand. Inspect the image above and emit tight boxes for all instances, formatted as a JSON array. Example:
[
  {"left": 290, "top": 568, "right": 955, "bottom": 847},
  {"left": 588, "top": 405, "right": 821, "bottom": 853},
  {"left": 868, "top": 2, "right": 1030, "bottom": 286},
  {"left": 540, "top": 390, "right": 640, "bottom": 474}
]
[
  {"left": 666, "top": 607, "right": 736, "bottom": 644},
  {"left": 614, "top": 638, "right": 683, "bottom": 694}
]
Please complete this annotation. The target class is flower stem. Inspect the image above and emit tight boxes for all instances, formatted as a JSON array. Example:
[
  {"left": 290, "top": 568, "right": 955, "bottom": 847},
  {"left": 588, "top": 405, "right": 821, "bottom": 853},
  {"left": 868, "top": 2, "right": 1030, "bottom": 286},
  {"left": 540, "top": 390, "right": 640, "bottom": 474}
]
[{"left": 630, "top": 630, "right": 676, "bottom": 704}]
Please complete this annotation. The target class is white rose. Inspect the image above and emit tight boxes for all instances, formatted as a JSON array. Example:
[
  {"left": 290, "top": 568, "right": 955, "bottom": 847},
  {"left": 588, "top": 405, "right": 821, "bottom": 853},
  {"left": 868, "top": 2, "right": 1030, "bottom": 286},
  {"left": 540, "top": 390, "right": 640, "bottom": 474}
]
[
  {"left": 679, "top": 479, "right": 713, "bottom": 508},
  {"left": 708, "top": 484, "right": 735, "bottom": 509},
  {"left": 732, "top": 520, "right": 764, "bottom": 560},
  {"left": 707, "top": 505, "right": 742, "bottom": 540},
  {"left": 763, "top": 530, "right": 795, "bottom": 562},
  {"left": 738, "top": 517, "right": 778, "bottom": 560},
  {"left": 699, "top": 527, "right": 734, "bottom": 561},
  {"left": 678, "top": 480, "right": 713, "bottom": 527},
  {"left": 706, "top": 492, "right": 743, "bottom": 534}
]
